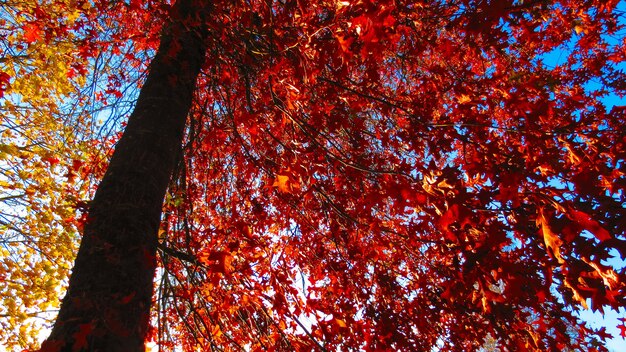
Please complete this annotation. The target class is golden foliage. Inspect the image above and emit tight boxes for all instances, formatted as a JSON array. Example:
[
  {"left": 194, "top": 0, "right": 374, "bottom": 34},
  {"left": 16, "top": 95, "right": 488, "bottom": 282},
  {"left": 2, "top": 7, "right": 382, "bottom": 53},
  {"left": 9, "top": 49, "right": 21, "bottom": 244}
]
[{"left": 0, "top": 0, "right": 102, "bottom": 348}]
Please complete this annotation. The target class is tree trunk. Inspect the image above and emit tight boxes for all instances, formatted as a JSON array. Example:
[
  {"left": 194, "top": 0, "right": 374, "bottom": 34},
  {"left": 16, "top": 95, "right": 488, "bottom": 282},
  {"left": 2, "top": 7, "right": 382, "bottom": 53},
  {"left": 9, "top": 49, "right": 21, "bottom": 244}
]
[{"left": 40, "top": 1, "right": 208, "bottom": 350}]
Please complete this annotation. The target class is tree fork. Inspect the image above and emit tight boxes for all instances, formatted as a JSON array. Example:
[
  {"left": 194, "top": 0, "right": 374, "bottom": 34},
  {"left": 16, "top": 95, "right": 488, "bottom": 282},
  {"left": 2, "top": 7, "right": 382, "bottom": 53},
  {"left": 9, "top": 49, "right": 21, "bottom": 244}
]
[{"left": 40, "top": 0, "right": 209, "bottom": 350}]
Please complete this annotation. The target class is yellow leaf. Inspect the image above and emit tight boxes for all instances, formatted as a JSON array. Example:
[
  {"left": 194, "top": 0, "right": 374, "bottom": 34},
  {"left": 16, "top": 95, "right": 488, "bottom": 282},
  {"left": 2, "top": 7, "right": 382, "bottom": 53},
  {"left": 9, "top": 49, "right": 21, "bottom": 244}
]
[{"left": 0, "top": 144, "right": 19, "bottom": 159}]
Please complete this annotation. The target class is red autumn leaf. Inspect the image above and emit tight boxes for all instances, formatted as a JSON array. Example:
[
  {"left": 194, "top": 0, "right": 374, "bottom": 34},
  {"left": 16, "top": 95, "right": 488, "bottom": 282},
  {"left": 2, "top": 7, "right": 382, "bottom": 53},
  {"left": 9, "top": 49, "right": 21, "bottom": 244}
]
[
  {"left": 198, "top": 250, "right": 234, "bottom": 274},
  {"left": 128, "top": 0, "right": 142, "bottom": 11},
  {"left": 42, "top": 156, "right": 60, "bottom": 165},
  {"left": 618, "top": 318, "right": 626, "bottom": 338},
  {"left": 71, "top": 159, "right": 84, "bottom": 171},
  {"left": 72, "top": 323, "right": 93, "bottom": 351},
  {"left": 596, "top": 327, "right": 614, "bottom": 341},
  {"left": 439, "top": 204, "right": 473, "bottom": 242},
  {"left": 120, "top": 291, "right": 136, "bottom": 304},
  {"left": 23, "top": 23, "right": 42, "bottom": 43},
  {"left": 0, "top": 71, "right": 9, "bottom": 98},
  {"left": 568, "top": 209, "right": 612, "bottom": 242}
]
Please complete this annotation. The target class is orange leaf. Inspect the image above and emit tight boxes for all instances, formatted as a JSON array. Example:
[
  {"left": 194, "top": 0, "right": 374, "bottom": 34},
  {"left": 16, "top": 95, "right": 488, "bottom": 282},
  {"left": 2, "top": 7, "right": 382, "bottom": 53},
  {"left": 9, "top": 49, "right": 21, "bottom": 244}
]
[
  {"left": 336, "top": 34, "right": 354, "bottom": 52},
  {"left": 273, "top": 173, "right": 299, "bottom": 193},
  {"left": 273, "top": 174, "right": 291, "bottom": 193},
  {"left": 23, "top": 23, "right": 42, "bottom": 44},
  {"left": 335, "top": 318, "right": 347, "bottom": 328},
  {"left": 537, "top": 208, "right": 564, "bottom": 263}
]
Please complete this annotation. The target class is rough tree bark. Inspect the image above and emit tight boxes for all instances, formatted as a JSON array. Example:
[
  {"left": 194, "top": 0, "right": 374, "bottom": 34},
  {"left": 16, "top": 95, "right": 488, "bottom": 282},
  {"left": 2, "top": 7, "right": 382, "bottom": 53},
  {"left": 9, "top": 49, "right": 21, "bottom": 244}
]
[{"left": 40, "top": 0, "right": 208, "bottom": 350}]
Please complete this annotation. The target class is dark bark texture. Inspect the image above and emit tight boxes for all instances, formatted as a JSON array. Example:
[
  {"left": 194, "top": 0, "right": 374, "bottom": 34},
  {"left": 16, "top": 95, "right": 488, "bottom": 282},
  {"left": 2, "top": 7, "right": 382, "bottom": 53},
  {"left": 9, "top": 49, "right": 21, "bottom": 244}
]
[{"left": 40, "top": 0, "right": 209, "bottom": 351}]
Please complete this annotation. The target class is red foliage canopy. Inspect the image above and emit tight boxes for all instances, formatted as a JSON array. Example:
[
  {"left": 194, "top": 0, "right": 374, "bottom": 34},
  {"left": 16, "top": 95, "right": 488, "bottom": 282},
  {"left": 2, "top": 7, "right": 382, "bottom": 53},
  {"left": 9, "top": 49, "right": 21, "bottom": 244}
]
[{"left": 39, "top": 0, "right": 626, "bottom": 350}]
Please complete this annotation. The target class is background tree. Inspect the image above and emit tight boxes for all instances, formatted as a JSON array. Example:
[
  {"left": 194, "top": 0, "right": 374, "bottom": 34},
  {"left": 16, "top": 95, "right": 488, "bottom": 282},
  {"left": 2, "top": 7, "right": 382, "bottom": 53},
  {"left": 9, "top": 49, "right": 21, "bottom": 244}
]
[
  {"left": 0, "top": 0, "right": 105, "bottom": 348},
  {"left": 1, "top": 0, "right": 624, "bottom": 351}
]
